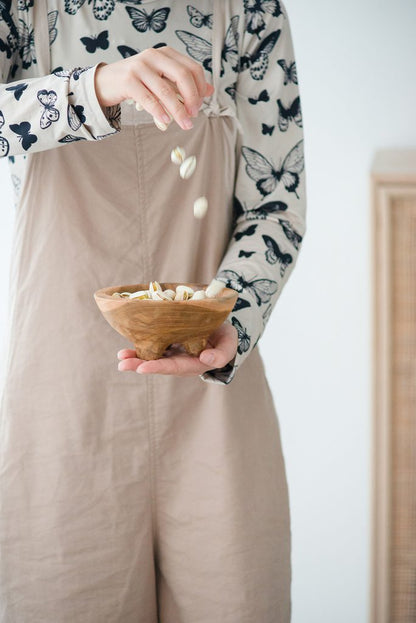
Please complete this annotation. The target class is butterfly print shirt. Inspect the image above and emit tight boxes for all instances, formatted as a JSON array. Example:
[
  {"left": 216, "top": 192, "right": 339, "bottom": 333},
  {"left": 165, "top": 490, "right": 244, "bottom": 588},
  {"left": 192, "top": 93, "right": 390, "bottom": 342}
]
[{"left": 0, "top": 0, "right": 306, "bottom": 385}]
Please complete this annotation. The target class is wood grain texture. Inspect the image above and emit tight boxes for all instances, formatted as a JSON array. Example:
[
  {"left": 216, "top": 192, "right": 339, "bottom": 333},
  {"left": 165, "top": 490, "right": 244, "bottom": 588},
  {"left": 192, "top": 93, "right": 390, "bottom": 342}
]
[
  {"left": 94, "top": 282, "right": 238, "bottom": 360},
  {"left": 371, "top": 149, "right": 416, "bottom": 623}
]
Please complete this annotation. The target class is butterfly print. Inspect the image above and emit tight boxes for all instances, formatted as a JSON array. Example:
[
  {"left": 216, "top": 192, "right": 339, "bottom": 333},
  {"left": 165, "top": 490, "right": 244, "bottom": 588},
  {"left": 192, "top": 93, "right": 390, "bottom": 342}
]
[
  {"left": 0, "top": 8, "right": 19, "bottom": 61},
  {"left": 262, "top": 303, "right": 273, "bottom": 324},
  {"left": 234, "top": 197, "right": 288, "bottom": 221},
  {"left": 9, "top": 121, "right": 37, "bottom": 151},
  {"left": 105, "top": 106, "right": 121, "bottom": 131},
  {"left": 176, "top": 16, "right": 239, "bottom": 76},
  {"left": 117, "top": 44, "right": 137, "bottom": 58},
  {"left": 126, "top": 7, "right": 170, "bottom": 33},
  {"left": 5, "top": 83, "right": 28, "bottom": 101},
  {"left": 208, "top": 361, "right": 235, "bottom": 384},
  {"left": 187, "top": 5, "right": 213, "bottom": 29},
  {"left": 233, "top": 297, "right": 251, "bottom": 311},
  {"left": 175, "top": 30, "right": 212, "bottom": 72},
  {"left": 242, "top": 140, "right": 304, "bottom": 197},
  {"left": 248, "top": 89, "right": 270, "bottom": 105},
  {"left": 48, "top": 10, "right": 58, "bottom": 45},
  {"left": 262, "top": 235, "right": 293, "bottom": 275},
  {"left": 277, "top": 59, "right": 298, "bottom": 85},
  {"left": 65, "top": 0, "right": 116, "bottom": 21},
  {"left": 54, "top": 67, "right": 90, "bottom": 81},
  {"left": 37, "top": 90, "right": 60, "bottom": 130},
  {"left": 217, "top": 270, "right": 278, "bottom": 306},
  {"left": 239, "top": 250, "right": 256, "bottom": 258},
  {"left": 18, "top": 19, "right": 35, "bottom": 69},
  {"left": 117, "top": 42, "right": 167, "bottom": 59},
  {"left": 231, "top": 317, "right": 251, "bottom": 354},
  {"left": 67, "top": 104, "right": 86, "bottom": 131},
  {"left": 240, "top": 30, "right": 281, "bottom": 80},
  {"left": 234, "top": 224, "right": 257, "bottom": 241},
  {"left": 221, "top": 15, "right": 240, "bottom": 73},
  {"left": 262, "top": 123, "right": 274, "bottom": 135},
  {"left": 0, "top": 36, "right": 13, "bottom": 60},
  {"left": 80, "top": 30, "right": 109, "bottom": 53},
  {"left": 277, "top": 96, "right": 302, "bottom": 131},
  {"left": 58, "top": 135, "right": 87, "bottom": 143},
  {"left": 0, "top": 134, "right": 9, "bottom": 158},
  {"left": 17, "top": 0, "right": 34, "bottom": 10},
  {"left": 225, "top": 83, "right": 237, "bottom": 100},
  {"left": 278, "top": 218, "right": 303, "bottom": 250},
  {"left": 243, "top": 0, "right": 282, "bottom": 38},
  {"left": 0, "top": 111, "right": 10, "bottom": 158}
]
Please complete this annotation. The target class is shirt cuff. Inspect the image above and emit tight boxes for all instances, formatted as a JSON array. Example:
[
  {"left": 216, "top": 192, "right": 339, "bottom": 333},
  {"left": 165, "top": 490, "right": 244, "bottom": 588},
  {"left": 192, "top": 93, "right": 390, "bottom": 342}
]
[{"left": 69, "top": 63, "right": 120, "bottom": 140}]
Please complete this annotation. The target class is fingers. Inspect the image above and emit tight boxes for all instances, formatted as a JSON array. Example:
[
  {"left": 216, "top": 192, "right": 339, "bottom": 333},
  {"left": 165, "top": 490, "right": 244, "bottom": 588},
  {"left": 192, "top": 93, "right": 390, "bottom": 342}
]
[
  {"left": 116, "top": 322, "right": 238, "bottom": 377},
  {"left": 131, "top": 47, "right": 213, "bottom": 128},
  {"left": 127, "top": 78, "right": 173, "bottom": 126},
  {"left": 199, "top": 322, "right": 238, "bottom": 368},
  {"left": 117, "top": 348, "right": 212, "bottom": 376},
  {"left": 160, "top": 46, "right": 209, "bottom": 110},
  {"left": 135, "top": 354, "right": 212, "bottom": 376},
  {"left": 117, "top": 349, "right": 144, "bottom": 372},
  {"left": 117, "top": 348, "right": 137, "bottom": 359},
  {"left": 135, "top": 58, "right": 196, "bottom": 129}
]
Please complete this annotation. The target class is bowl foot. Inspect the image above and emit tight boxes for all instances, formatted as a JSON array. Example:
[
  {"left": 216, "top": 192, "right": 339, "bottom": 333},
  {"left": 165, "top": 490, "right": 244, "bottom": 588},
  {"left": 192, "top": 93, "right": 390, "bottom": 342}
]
[
  {"left": 135, "top": 341, "right": 169, "bottom": 360},
  {"left": 182, "top": 336, "right": 208, "bottom": 357}
]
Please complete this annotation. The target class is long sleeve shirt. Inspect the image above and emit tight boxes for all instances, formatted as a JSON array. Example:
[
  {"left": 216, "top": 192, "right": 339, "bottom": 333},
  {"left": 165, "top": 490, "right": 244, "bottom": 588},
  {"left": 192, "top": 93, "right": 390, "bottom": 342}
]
[{"left": 0, "top": 0, "right": 306, "bottom": 385}]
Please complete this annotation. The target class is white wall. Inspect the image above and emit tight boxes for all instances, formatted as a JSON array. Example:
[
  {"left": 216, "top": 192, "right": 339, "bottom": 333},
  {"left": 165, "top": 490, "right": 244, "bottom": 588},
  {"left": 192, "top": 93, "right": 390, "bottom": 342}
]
[
  {"left": 260, "top": 1, "right": 416, "bottom": 622},
  {"left": 0, "top": 2, "right": 415, "bottom": 621}
]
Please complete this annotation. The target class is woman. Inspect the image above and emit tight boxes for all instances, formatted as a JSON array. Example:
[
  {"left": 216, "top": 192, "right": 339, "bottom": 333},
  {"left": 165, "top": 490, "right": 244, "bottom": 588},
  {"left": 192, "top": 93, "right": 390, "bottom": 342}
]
[{"left": 0, "top": 1, "right": 306, "bottom": 621}]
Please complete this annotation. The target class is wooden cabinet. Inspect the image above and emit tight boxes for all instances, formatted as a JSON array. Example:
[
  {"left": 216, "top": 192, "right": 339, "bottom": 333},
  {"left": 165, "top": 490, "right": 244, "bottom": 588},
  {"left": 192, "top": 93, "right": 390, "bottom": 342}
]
[{"left": 372, "top": 151, "right": 416, "bottom": 623}]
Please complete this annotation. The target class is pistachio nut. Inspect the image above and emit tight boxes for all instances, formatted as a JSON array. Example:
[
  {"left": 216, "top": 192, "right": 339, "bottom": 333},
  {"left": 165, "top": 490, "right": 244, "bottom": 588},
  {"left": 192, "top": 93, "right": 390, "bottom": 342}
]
[
  {"left": 193, "top": 196, "right": 208, "bottom": 219},
  {"left": 149, "top": 281, "right": 163, "bottom": 294},
  {"left": 191, "top": 289, "right": 206, "bottom": 300},
  {"left": 179, "top": 155, "right": 197, "bottom": 180},
  {"left": 171, "top": 146, "right": 186, "bottom": 165},
  {"left": 129, "top": 290, "right": 150, "bottom": 300},
  {"left": 174, "top": 285, "right": 194, "bottom": 301},
  {"left": 205, "top": 279, "right": 225, "bottom": 298}
]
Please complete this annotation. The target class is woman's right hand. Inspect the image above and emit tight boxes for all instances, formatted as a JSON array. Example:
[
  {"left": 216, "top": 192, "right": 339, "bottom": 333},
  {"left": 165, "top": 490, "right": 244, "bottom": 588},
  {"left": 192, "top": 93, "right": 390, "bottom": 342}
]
[{"left": 94, "top": 46, "right": 214, "bottom": 131}]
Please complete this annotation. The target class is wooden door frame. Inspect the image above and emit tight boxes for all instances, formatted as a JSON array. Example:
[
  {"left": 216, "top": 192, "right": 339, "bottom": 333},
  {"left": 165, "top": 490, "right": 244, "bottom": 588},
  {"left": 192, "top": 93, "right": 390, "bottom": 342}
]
[{"left": 371, "top": 174, "right": 416, "bottom": 623}]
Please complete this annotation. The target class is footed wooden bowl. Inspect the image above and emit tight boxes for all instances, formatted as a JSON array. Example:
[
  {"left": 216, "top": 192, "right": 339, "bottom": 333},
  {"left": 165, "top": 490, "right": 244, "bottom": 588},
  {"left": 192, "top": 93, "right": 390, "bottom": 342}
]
[{"left": 93, "top": 282, "right": 238, "bottom": 360}]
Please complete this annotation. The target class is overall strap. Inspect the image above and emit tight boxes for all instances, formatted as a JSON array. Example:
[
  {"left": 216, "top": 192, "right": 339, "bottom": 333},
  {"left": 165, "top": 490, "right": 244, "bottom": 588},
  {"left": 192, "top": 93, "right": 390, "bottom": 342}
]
[
  {"left": 33, "top": 1, "right": 51, "bottom": 76},
  {"left": 212, "top": 0, "right": 223, "bottom": 103}
]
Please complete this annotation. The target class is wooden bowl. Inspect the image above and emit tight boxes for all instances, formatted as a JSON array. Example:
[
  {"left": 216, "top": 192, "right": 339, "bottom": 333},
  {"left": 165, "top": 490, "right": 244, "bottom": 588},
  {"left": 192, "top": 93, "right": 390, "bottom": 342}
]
[{"left": 93, "top": 282, "right": 238, "bottom": 360}]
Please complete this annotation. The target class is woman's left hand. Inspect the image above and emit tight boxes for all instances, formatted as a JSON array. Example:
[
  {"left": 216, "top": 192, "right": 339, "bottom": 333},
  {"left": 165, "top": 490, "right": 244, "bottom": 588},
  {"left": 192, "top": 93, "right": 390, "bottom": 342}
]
[{"left": 117, "top": 321, "right": 238, "bottom": 376}]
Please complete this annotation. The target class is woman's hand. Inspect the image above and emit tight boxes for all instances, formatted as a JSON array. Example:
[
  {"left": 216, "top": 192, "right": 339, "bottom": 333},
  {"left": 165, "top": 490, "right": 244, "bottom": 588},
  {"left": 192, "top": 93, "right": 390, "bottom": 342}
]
[
  {"left": 117, "top": 321, "right": 238, "bottom": 377},
  {"left": 95, "top": 46, "right": 214, "bottom": 131}
]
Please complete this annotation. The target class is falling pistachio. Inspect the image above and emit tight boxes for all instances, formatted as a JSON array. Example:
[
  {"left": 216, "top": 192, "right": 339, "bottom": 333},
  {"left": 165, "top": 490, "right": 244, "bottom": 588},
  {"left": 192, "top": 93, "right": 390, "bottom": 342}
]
[
  {"left": 171, "top": 146, "right": 186, "bottom": 165},
  {"left": 180, "top": 155, "right": 197, "bottom": 180},
  {"left": 193, "top": 196, "right": 208, "bottom": 219}
]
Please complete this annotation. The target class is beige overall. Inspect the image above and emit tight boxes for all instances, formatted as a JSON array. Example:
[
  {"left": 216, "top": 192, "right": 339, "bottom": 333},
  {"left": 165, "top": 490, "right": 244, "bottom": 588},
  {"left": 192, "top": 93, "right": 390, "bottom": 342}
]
[{"left": 0, "top": 4, "right": 291, "bottom": 622}]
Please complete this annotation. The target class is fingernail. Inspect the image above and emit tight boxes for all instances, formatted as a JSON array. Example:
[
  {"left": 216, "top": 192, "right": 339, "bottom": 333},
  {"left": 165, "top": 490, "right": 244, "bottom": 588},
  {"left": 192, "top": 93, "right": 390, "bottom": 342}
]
[
  {"left": 118, "top": 362, "right": 124, "bottom": 371},
  {"left": 136, "top": 365, "right": 145, "bottom": 374},
  {"left": 200, "top": 352, "right": 215, "bottom": 365},
  {"left": 182, "top": 118, "right": 193, "bottom": 130}
]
